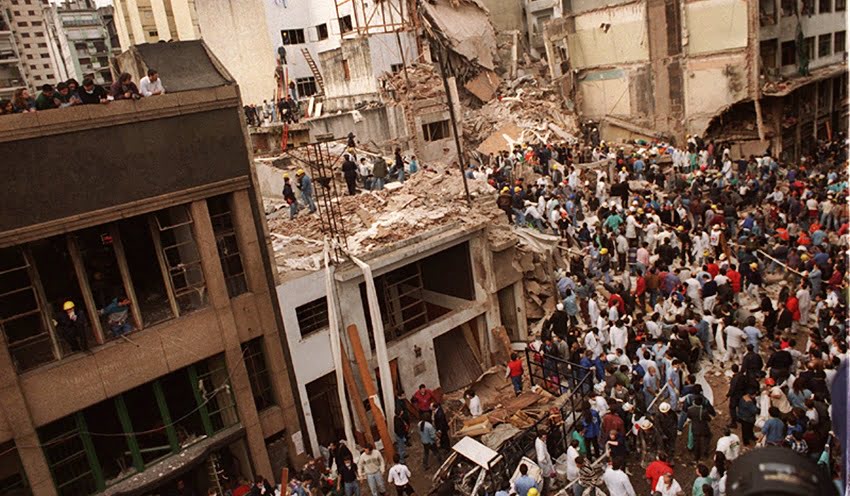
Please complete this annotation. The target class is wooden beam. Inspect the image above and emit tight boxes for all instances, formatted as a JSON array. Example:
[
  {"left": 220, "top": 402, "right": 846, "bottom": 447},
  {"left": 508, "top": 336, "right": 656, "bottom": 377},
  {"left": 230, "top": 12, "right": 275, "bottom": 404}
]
[
  {"left": 109, "top": 224, "right": 143, "bottom": 330},
  {"left": 345, "top": 324, "right": 395, "bottom": 462},
  {"left": 23, "top": 248, "right": 62, "bottom": 360},
  {"left": 340, "top": 341, "right": 375, "bottom": 445},
  {"left": 66, "top": 235, "right": 105, "bottom": 345}
]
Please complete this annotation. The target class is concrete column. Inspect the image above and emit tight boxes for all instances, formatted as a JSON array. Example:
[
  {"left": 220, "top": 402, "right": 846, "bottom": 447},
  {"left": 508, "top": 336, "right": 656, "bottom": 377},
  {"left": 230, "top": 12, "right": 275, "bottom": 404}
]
[
  {"left": 468, "top": 232, "right": 499, "bottom": 366},
  {"left": 122, "top": 0, "right": 147, "bottom": 45},
  {"left": 189, "top": 200, "right": 274, "bottom": 480},
  {"left": 0, "top": 346, "right": 56, "bottom": 496},
  {"left": 148, "top": 0, "right": 173, "bottom": 41},
  {"left": 169, "top": 0, "right": 196, "bottom": 40},
  {"left": 111, "top": 0, "right": 132, "bottom": 49},
  {"left": 229, "top": 190, "right": 267, "bottom": 296}
]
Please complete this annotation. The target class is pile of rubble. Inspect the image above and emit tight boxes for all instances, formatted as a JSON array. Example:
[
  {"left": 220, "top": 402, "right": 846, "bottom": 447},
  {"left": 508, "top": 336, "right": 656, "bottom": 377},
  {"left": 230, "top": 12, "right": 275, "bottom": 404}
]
[
  {"left": 266, "top": 163, "right": 500, "bottom": 273},
  {"left": 380, "top": 63, "right": 445, "bottom": 102},
  {"left": 465, "top": 74, "right": 580, "bottom": 155}
]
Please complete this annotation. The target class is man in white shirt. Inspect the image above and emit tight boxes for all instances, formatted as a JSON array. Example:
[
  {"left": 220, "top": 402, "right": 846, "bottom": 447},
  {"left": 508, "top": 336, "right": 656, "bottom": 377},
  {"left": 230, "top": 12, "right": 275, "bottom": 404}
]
[
  {"left": 535, "top": 433, "right": 555, "bottom": 492},
  {"left": 465, "top": 389, "right": 483, "bottom": 417},
  {"left": 654, "top": 472, "right": 684, "bottom": 496},
  {"left": 724, "top": 321, "right": 747, "bottom": 363},
  {"left": 609, "top": 320, "right": 628, "bottom": 352},
  {"left": 715, "top": 428, "right": 741, "bottom": 461},
  {"left": 602, "top": 459, "right": 636, "bottom": 496},
  {"left": 565, "top": 439, "right": 580, "bottom": 483},
  {"left": 387, "top": 454, "right": 415, "bottom": 495},
  {"left": 139, "top": 68, "right": 165, "bottom": 97}
]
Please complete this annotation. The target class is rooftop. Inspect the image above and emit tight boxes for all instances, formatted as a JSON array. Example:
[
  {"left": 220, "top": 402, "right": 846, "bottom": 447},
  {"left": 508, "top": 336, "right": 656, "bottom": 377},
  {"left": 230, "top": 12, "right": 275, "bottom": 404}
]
[{"left": 260, "top": 156, "right": 500, "bottom": 279}]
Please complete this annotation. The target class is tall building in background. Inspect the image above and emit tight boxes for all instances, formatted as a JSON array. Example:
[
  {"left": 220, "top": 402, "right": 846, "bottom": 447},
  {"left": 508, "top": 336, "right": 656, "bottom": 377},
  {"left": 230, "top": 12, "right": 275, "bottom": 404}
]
[
  {"left": 46, "top": 0, "right": 115, "bottom": 85},
  {"left": 0, "top": 0, "right": 63, "bottom": 97},
  {"left": 97, "top": 5, "right": 122, "bottom": 58},
  {"left": 110, "top": 0, "right": 277, "bottom": 105}
]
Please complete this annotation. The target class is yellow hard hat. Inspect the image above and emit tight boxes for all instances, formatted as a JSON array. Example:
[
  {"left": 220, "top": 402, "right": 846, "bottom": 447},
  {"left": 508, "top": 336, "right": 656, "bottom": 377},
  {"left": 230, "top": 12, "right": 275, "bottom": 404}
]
[
  {"left": 703, "top": 250, "right": 710, "bottom": 256},
  {"left": 677, "top": 226, "right": 684, "bottom": 232},
  {"left": 621, "top": 167, "right": 627, "bottom": 172},
  {"left": 801, "top": 254, "right": 810, "bottom": 261},
  {"left": 711, "top": 204, "right": 718, "bottom": 210},
  {"left": 528, "top": 489, "right": 539, "bottom": 496},
  {"left": 637, "top": 208, "right": 644, "bottom": 214},
  {"left": 501, "top": 187, "right": 509, "bottom": 193},
  {"left": 600, "top": 248, "right": 609, "bottom": 255},
  {"left": 63, "top": 301, "right": 75, "bottom": 311},
  {"left": 514, "top": 187, "right": 521, "bottom": 193},
  {"left": 750, "top": 262, "right": 758, "bottom": 269},
  {"left": 296, "top": 168, "right": 305, "bottom": 175},
  {"left": 283, "top": 173, "right": 289, "bottom": 179}
]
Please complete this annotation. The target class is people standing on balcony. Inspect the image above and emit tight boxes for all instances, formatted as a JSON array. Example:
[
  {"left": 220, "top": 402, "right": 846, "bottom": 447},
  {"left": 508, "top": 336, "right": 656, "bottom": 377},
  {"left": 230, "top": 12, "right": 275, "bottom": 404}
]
[
  {"left": 55, "top": 300, "right": 89, "bottom": 352},
  {"left": 139, "top": 68, "right": 166, "bottom": 97},
  {"left": 111, "top": 72, "right": 141, "bottom": 100}
]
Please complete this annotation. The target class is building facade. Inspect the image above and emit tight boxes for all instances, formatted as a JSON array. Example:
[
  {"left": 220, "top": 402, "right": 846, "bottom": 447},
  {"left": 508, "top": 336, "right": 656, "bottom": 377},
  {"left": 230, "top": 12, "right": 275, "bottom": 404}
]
[
  {"left": 47, "top": 0, "right": 114, "bottom": 85},
  {"left": 544, "top": 0, "right": 848, "bottom": 158},
  {"left": 109, "top": 0, "right": 277, "bottom": 106},
  {"left": 0, "top": 0, "right": 63, "bottom": 97},
  {"left": 0, "top": 41, "right": 304, "bottom": 496}
]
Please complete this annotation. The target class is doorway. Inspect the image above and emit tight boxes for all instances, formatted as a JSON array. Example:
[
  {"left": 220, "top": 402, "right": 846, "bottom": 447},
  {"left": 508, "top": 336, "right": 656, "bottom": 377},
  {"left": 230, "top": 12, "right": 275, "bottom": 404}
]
[
  {"left": 433, "top": 323, "right": 483, "bottom": 393},
  {"left": 306, "top": 372, "right": 346, "bottom": 447}
]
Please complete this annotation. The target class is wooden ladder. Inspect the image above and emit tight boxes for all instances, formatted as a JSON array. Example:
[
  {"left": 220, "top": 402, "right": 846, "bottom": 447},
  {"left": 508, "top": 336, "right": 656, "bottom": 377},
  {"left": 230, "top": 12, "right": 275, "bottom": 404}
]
[{"left": 300, "top": 48, "right": 325, "bottom": 96}]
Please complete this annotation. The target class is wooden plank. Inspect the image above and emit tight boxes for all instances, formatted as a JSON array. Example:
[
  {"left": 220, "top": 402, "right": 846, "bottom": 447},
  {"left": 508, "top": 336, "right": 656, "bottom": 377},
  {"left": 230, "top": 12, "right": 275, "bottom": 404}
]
[
  {"left": 24, "top": 247, "right": 62, "bottom": 360},
  {"left": 340, "top": 341, "right": 375, "bottom": 445},
  {"left": 66, "top": 235, "right": 105, "bottom": 345},
  {"left": 109, "top": 224, "right": 143, "bottom": 330},
  {"left": 346, "top": 324, "right": 395, "bottom": 462}
]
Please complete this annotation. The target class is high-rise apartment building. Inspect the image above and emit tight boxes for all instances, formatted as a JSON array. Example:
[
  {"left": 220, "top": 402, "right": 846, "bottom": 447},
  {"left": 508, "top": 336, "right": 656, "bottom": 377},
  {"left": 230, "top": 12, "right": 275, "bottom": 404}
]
[
  {"left": 0, "top": 0, "right": 63, "bottom": 97},
  {"left": 46, "top": 0, "right": 115, "bottom": 85}
]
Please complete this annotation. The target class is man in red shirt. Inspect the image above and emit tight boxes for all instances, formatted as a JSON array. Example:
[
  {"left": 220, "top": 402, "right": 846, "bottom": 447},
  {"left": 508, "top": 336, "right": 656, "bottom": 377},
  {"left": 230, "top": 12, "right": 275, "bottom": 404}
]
[
  {"left": 644, "top": 452, "right": 674, "bottom": 491},
  {"left": 506, "top": 353, "right": 524, "bottom": 396},
  {"left": 705, "top": 257, "right": 720, "bottom": 278},
  {"left": 601, "top": 410, "right": 625, "bottom": 437},
  {"left": 726, "top": 264, "right": 742, "bottom": 294},
  {"left": 410, "top": 384, "right": 435, "bottom": 416}
]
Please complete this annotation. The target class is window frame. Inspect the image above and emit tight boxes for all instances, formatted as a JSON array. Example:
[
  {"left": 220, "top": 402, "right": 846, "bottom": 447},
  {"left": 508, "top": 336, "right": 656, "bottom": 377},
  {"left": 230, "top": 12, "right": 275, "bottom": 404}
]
[
  {"left": 242, "top": 338, "right": 276, "bottom": 411},
  {"left": 280, "top": 28, "right": 305, "bottom": 45},
  {"left": 296, "top": 297, "right": 330, "bottom": 337}
]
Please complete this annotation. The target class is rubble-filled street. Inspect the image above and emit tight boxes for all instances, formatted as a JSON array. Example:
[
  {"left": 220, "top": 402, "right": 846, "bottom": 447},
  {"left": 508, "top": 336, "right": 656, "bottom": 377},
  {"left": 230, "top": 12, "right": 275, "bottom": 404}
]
[{"left": 0, "top": 0, "right": 847, "bottom": 495}]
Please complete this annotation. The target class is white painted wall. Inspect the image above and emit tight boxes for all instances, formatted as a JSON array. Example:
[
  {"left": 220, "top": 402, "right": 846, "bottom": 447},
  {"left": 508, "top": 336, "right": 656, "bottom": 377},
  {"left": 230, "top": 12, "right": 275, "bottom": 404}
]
[
  {"left": 567, "top": 2, "right": 649, "bottom": 69},
  {"left": 684, "top": 0, "right": 748, "bottom": 55}
]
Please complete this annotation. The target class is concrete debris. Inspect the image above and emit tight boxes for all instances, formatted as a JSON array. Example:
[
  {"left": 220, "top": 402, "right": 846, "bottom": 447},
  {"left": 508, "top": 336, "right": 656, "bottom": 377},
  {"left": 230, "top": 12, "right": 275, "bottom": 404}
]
[
  {"left": 420, "top": 0, "right": 498, "bottom": 71},
  {"left": 464, "top": 70, "right": 501, "bottom": 102},
  {"left": 380, "top": 63, "right": 444, "bottom": 103}
]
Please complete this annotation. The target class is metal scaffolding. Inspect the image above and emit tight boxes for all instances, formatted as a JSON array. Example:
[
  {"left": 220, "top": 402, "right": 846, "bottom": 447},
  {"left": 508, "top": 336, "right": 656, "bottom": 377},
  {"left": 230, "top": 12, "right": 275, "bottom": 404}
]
[{"left": 333, "top": 0, "right": 417, "bottom": 37}]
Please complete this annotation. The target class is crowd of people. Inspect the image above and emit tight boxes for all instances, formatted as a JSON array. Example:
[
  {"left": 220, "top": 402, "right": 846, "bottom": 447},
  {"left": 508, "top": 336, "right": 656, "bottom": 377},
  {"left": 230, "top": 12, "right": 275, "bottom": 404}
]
[
  {"left": 276, "top": 131, "right": 847, "bottom": 496},
  {"left": 0, "top": 68, "right": 165, "bottom": 115},
  {"left": 485, "top": 133, "right": 848, "bottom": 496}
]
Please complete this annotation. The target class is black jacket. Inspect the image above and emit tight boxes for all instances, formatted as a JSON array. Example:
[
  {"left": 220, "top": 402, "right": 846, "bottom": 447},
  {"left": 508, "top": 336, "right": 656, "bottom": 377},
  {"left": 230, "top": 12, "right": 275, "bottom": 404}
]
[{"left": 342, "top": 159, "right": 358, "bottom": 179}]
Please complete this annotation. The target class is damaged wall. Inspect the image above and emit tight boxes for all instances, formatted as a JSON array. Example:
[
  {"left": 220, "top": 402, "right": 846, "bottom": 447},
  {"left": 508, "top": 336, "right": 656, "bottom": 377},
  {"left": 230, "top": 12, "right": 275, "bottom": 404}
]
[
  {"left": 684, "top": 0, "right": 748, "bottom": 55},
  {"left": 684, "top": 53, "right": 751, "bottom": 135},
  {"left": 567, "top": 2, "right": 649, "bottom": 69}
]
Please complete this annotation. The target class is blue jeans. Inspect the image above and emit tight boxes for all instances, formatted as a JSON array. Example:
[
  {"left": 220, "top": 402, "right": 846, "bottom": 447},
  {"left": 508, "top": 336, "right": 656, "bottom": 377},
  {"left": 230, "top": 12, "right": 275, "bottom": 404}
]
[
  {"left": 289, "top": 202, "right": 298, "bottom": 219},
  {"left": 110, "top": 322, "right": 132, "bottom": 336},
  {"left": 395, "top": 434, "right": 407, "bottom": 463},
  {"left": 511, "top": 375, "right": 522, "bottom": 394},
  {"left": 344, "top": 481, "right": 360, "bottom": 496},
  {"left": 398, "top": 169, "right": 405, "bottom": 183},
  {"left": 373, "top": 177, "right": 385, "bottom": 190},
  {"left": 302, "top": 192, "right": 316, "bottom": 213},
  {"left": 366, "top": 472, "right": 385, "bottom": 496}
]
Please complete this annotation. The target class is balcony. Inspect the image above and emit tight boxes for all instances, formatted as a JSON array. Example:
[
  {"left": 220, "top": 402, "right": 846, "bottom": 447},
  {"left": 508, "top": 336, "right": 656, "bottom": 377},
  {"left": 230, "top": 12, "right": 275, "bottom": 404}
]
[{"left": 0, "top": 49, "right": 19, "bottom": 64}]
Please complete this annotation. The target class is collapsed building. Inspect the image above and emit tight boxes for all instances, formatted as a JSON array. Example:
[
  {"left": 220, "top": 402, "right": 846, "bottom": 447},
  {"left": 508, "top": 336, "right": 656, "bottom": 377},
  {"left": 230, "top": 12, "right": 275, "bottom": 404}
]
[
  {"left": 543, "top": 0, "right": 848, "bottom": 157},
  {"left": 256, "top": 151, "right": 568, "bottom": 455}
]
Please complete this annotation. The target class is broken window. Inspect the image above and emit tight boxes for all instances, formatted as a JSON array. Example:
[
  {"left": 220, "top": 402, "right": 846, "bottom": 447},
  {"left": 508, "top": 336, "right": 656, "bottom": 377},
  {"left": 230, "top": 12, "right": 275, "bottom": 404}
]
[
  {"left": 296, "top": 297, "right": 329, "bottom": 336},
  {"left": 760, "top": 0, "right": 777, "bottom": 25},
  {"left": 422, "top": 120, "right": 450, "bottom": 141},
  {"left": 152, "top": 206, "right": 207, "bottom": 315},
  {"left": 121, "top": 382, "right": 173, "bottom": 466},
  {"left": 74, "top": 226, "right": 138, "bottom": 337},
  {"left": 118, "top": 215, "right": 174, "bottom": 327},
  {"left": 0, "top": 246, "right": 58, "bottom": 371},
  {"left": 0, "top": 441, "right": 31, "bottom": 495},
  {"left": 29, "top": 235, "right": 93, "bottom": 354},
  {"left": 295, "top": 76, "right": 318, "bottom": 97},
  {"left": 342, "top": 59, "right": 351, "bottom": 80},
  {"left": 339, "top": 14, "right": 353, "bottom": 33},
  {"left": 83, "top": 399, "right": 133, "bottom": 485},
  {"left": 390, "top": 63, "right": 404, "bottom": 73},
  {"left": 819, "top": 0, "right": 832, "bottom": 12},
  {"left": 242, "top": 337, "right": 276, "bottom": 411},
  {"left": 837, "top": 0, "right": 846, "bottom": 11},
  {"left": 802, "top": 0, "right": 815, "bottom": 14},
  {"left": 761, "top": 39, "right": 779, "bottom": 74},
  {"left": 207, "top": 195, "right": 248, "bottom": 298},
  {"left": 316, "top": 23, "right": 328, "bottom": 40},
  {"left": 158, "top": 366, "right": 208, "bottom": 444},
  {"left": 836, "top": 31, "right": 846, "bottom": 52},
  {"left": 804, "top": 36, "right": 815, "bottom": 60},
  {"left": 781, "top": 0, "right": 796, "bottom": 15},
  {"left": 819, "top": 34, "right": 832, "bottom": 57},
  {"left": 280, "top": 28, "right": 305, "bottom": 45},
  {"left": 835, "top": 74, "right": 848, "bottom": 102},
  {"left": 39, "top": 415, "right": 99, "bottom": 496},
  {"left": 781, "top": 40, "right": 796, "bottom": 65},
  {"left": 196, "top": 355, "right": 239, "bottom": 433},
  {"left": 818, "top": 79, "right": 831, "bottom": 112}
]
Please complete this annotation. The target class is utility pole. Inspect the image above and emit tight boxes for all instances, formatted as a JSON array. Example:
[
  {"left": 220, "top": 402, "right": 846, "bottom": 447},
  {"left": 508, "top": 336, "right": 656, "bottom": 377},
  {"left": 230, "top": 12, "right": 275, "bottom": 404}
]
[{"left": 434, "top": 45, "right": 472, "bottom": 207}]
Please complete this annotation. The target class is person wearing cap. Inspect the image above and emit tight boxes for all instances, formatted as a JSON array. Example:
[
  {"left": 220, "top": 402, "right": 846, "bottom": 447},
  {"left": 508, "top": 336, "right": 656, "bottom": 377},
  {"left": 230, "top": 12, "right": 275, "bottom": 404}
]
[
  {"left": 55, "top": 300, "right": 90, "bottom": 352},
  {"left": 295, "top": 169, "right": 317, "bottom": 213}
]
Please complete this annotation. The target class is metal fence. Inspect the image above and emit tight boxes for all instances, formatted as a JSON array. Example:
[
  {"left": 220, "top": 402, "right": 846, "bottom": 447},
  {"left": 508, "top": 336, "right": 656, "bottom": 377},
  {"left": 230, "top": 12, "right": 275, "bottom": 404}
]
[{"left": 495, "top": 349, "right": 597, "bottom": 480}]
